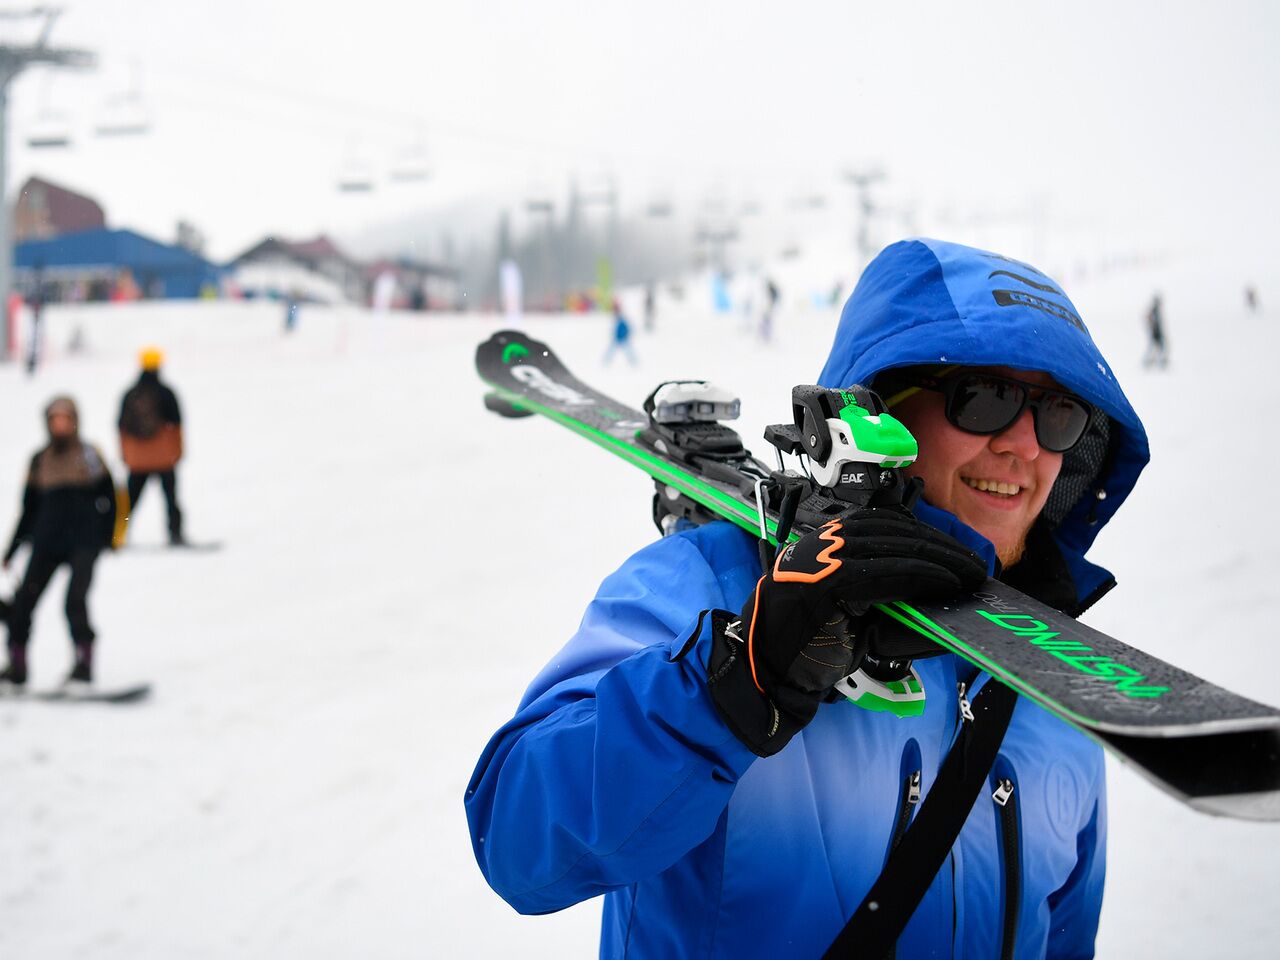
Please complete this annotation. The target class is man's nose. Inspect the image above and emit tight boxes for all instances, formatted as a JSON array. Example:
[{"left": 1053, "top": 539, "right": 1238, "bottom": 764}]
[{"left": 990, "top": 408, "right": 1040, "bottom": 459}]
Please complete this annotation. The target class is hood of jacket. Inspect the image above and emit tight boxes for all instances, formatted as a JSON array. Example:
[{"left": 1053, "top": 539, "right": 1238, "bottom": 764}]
[{"left": 817, "top": 237, "right": 1149, "bottom": 603}]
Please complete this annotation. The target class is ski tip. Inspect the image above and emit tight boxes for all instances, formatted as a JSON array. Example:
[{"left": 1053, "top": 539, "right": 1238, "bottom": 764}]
[
  {"left": 476, "top": 330, "right": 552, "bottom": 369},
  {"left": 501, "top": 341, "right": 531, "bottom": 365},
  {"left": 1187, "top": 791, "right": 1280, "bottom": 822}
]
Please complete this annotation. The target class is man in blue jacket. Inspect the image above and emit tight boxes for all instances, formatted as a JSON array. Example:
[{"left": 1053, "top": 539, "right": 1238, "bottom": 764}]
[{"left": 467, "top": 239, "right": 1149, "bottom": 958}]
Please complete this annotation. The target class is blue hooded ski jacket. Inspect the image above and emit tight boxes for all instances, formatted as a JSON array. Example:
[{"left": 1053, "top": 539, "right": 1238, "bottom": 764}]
[{"left": 466, "top": 238, "right": 1150, "bottom": 958}]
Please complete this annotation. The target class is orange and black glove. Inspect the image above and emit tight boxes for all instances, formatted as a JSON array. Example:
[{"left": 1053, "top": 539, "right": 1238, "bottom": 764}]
[{"left": 707, "top": 507, "right": 987, "bottom": 756}]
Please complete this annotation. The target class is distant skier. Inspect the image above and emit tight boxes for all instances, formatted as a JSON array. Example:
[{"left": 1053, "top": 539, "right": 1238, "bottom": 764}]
[
  {"left": 1, "top": 397, "right": 116, "bottom": 690},
  {"left": 118, "top": 348, "right": 186, "bottom": 546},
  {"left": 1245, "top": 286, "right": 1259, "bottom": 313},
  {"left": 711, "top": 271, "right": 732, "bottom": 314},
  {"left": 603, "top": 302, "right": 637, "bottom": 366},
  {"left": 643, "top": 284, "right": 656, "bottom": 332},
  {"left": 1143, "top": 293, "right": 1168, "bottom": 368},
  {"left": 760, "top": 276, "right": 780, "bottom": 341},
  {"left": 283, "top": 291, "right": 300, "bottom": 333},
  {"left": 736, "top": 271, "right": 758, "bottom": 334},
  {"left": 25, "top": 279, "right": 44, "bottom": 376}
]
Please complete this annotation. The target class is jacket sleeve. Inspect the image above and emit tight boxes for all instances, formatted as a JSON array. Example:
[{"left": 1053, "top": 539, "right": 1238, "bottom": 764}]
[
  {"left": 465, "top": 532, "right": 760, "bottom": 915},
  {"left": 5, "top": 457, "right": 41, "bottom": 564},
  {"left": 1045, "top": 765, "right": 1107, "bottom": 959}
]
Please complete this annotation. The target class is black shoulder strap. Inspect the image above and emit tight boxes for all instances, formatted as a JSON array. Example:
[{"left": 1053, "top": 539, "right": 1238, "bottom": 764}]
[{"left": 823, "top": 679, "right": 1018, "bottom": 959}]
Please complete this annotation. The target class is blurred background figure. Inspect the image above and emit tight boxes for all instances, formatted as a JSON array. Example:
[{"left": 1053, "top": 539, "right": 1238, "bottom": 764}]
[
  {"left": 283, "top": 290, "right": 301, "bottom": 333},
  {"left": 24, "top": 271, "right": 44, "bottom": 377},
  {"left": 67, "top": 323, "right": 87, "bottom": 355},
  {"left": 118, "top": 347, "right": 185, "bottom": 546},
  {"left": 735, "top": 268, "right": 758, "bottom": 334},
  {"left": 712, "top": 270, "right": 732, "bottom": 314},
  {"left": 1143, "top": 292, "right": 1169, "bottom": 368},
  {"left": 643, "top": 283, "right": 656, "bottom": 332},
  {"left": 372, "top": 268, "right": 396, "bottom": 315},
  {"left": 760, "top": 275, "right": 780, "bottom": 341},
  {"left": 1245, "top": 285, "right": 1260, "bottom": 313},
  {"left": 603, "top": 299, "right": 636, "bottom": 366},
  {"left": 500, "top": 258, "right": 523, "bottom": 324},
  {"left": 1, "top": 397, "right": 116, "bottom": 691}
]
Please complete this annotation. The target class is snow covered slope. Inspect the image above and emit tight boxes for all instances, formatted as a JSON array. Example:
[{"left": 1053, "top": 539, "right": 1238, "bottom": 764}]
[{"left": 0, "top": 268, "right": 1276, "bottom": 957}]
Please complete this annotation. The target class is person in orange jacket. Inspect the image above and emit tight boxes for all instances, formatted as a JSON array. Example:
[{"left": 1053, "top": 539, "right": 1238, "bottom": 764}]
[{"left": 118, "top": 348, "right": 185, "bottom": 545}]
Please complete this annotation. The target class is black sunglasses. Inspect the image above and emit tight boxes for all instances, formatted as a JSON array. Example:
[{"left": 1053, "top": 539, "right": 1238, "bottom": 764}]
[{"left": 893, "top": 372, "right": 1094, "bottom": 453}]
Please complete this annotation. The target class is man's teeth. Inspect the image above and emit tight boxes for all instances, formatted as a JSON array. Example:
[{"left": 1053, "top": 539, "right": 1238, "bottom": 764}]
[{"left": 963, "top": 478, "right": 1021, "bottom": 496}]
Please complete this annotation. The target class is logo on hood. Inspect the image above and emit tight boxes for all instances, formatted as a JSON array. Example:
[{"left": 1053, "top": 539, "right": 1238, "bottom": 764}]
[{"left": 982, "top": 257, "right": 1086, "bottom": 332}]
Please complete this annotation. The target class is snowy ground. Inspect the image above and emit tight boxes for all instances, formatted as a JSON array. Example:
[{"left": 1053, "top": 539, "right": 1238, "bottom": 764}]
[{"left": 0, "top": 265, "right": 1277, "bottom": 957}]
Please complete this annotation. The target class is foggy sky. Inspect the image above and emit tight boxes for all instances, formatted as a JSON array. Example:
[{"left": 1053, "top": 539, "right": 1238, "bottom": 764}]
[{"left": 5, "top": 0, "right": 1277, "bottom": 266}]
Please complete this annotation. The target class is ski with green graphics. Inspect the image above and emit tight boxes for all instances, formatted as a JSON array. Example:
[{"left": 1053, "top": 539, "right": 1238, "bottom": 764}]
[{"left": 476, "top": 329, "right": 1280, "bottom": 821}]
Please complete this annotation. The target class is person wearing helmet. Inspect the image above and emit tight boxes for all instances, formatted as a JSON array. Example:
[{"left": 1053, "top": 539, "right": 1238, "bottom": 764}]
[
  {"left": 118, "top": 347, "right": 185, "bottom": 546},
  {"left": 466, "top": 239, "right": 1148, "bottom": 958},
  {"left": 1, "top": 397, "right": 117, "bottom": 690}
]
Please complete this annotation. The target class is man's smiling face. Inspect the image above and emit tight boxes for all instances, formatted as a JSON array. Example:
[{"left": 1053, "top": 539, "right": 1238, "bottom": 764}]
[{"left": 890, "top": 367, "right": 1065, "bottom": 568}]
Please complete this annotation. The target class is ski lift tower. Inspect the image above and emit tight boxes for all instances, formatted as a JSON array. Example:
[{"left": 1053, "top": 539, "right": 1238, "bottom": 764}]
[{"left": 0, "top": 7, "right": 94, "bottom": 361}]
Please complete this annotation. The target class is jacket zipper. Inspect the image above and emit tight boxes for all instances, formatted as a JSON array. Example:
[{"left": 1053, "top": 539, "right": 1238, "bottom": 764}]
[
  {"left": 949, "top": 677, "right": 979, "bottom": 956},
  {"left": 992, "top": 777, "right": 1020, "bottom": 960},
  {"left": 891, "top": 769, "right": 922, "bottom": 851},
  {"left": 886, "top": 769, "right": 922, "bottom": 960}
]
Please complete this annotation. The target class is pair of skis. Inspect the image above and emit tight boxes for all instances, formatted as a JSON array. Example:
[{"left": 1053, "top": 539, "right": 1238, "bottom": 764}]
[{"left": 476, "top": 329, "right": 1280, "bottom": 822}]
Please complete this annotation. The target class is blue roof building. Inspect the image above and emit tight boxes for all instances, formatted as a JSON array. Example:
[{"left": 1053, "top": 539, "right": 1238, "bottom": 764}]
[{"left": 15, "top": 227, "right": 223, "bottom": 299}]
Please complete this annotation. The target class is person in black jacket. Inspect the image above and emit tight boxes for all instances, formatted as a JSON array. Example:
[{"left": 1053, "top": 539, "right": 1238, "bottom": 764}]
[
  {"left": 118, "top": 347, "right": 185, "bottom": 545},
  {"left": 1, "top": 397, "right": 116, "bottom": 689}
]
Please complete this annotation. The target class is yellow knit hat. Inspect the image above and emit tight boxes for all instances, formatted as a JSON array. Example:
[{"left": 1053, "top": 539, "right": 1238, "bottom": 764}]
[{"left": 140, "top": 347, "right": 164, "bottom": 371}]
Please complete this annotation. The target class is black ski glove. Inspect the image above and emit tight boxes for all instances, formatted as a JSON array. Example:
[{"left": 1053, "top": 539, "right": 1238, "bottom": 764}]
[{"left": 707, "top": 507, "right": 988, "bottom": 757}]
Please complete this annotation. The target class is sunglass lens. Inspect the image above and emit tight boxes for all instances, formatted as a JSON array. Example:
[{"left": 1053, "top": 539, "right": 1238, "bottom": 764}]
[
  {"left": 949, "top": 377, "right": 1026, "bottom": 433},
  {"left": 1035, "top": 394, "right": 1091, "bottom": 452}
]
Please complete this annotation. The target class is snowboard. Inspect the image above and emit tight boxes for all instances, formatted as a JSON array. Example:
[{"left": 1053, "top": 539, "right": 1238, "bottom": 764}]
[
  {"left": 1, "top": 683, "right": 152, "bottom": 704},
  {"left": 476, "top": 329, "right": 1280, "bottom": 821}
]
